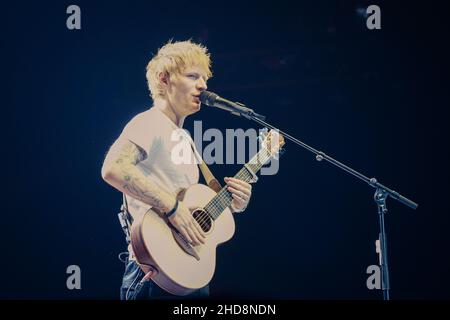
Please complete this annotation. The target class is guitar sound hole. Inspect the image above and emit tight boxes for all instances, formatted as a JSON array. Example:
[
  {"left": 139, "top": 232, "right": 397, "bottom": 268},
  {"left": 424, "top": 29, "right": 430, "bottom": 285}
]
[{"left": 192, "top": 209, "right": 212, "bottom": 233}]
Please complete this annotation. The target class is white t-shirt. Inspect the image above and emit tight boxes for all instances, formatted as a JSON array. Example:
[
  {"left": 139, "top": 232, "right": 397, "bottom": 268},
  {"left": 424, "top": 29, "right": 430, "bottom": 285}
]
[{"left": 118, "top": 107, "right": 200, "bottom": 222}]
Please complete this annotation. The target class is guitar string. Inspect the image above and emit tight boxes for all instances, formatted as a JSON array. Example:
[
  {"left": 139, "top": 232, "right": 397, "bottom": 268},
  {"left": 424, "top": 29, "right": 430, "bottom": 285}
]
[
  {"left": 195, "top": 165, "right": 252, "bottom": 227},
  {"left": 194, "top": 150, "right": 271, "bottom": 229},
  {"left": 194, "top": 149, "right": 271, "bottom": 230},
  {"left": 196, "top": 146, "right": 270, "bottom": 224},
  {"left": 195, "top": 173, "right": 244, "bottom": 227},
  {"left": 195, "top": 152, "right": 267, "bottom": 227},
  {"left": 203, "top": 148, "right": 269, "bottom": 219},
  {"left": 196, "top": 149, "right": 271, "bottom": 227},
  {"left": 194, "top": 169, "right": 250, "bottom": 229}
]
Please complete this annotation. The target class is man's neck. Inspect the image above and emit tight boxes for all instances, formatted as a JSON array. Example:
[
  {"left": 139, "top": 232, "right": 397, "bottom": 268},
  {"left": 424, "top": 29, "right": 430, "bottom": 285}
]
[{"left": 152, "top": 99, "right": 185, "bottom": 127}]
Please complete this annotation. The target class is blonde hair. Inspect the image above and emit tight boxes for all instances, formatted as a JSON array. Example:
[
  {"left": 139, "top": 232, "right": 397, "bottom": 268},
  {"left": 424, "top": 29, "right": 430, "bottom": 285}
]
[{"left": 146, "top": 39, "right": 213, "bottom": 100}]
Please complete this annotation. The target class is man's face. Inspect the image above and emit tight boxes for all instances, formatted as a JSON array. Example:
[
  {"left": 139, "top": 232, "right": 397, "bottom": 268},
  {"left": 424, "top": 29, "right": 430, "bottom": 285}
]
[{"left": 165, "top": 65, "right": 209, "bottom": 117}]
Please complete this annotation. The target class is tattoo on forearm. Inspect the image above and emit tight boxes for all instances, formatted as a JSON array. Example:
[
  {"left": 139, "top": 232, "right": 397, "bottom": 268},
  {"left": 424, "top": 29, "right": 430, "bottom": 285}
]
[
  {"left": 122, "top": 174, "right": 166, "bottom": 211},
  {"left": 105, "top": 140, "right": 168, "bottom": 210}
]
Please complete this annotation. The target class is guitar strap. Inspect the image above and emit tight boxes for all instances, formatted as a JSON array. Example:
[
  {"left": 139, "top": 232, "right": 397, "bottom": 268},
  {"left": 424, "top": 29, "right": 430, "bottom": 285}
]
[
  {"left": 191, "top": 143, "right": 222, "bottom": 193},
  {"left": 118, "top": 193, "right": 133, "bottom": 245}
]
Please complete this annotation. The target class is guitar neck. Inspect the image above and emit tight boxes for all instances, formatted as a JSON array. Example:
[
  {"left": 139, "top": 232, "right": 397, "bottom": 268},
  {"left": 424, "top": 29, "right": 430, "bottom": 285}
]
[{"left": 204, "top": 148, "right": 272, "bottom": 220}]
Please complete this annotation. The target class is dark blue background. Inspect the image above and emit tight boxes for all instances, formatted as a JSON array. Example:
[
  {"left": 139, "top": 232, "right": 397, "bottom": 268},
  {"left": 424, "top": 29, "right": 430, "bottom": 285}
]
[{"left": 3, "top": 0, "right": 449, "bottom": 299}]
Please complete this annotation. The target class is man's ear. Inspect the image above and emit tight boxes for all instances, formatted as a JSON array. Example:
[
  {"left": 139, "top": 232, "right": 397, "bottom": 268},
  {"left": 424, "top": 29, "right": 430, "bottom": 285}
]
[{"left": 158, "top": 71, "right": 169, "bottom": 86}]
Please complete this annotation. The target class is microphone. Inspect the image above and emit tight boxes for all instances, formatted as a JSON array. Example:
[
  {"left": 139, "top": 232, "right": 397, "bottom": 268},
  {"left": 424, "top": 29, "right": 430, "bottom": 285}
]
[{"left": 199, "top": 91, "right": 265, "bottom": 120}]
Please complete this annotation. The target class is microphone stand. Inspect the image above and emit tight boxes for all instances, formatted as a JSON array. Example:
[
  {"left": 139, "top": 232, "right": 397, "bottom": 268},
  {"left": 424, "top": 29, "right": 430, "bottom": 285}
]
[{"left": 230, "top": 105, "right": 418, "bottom": 300}]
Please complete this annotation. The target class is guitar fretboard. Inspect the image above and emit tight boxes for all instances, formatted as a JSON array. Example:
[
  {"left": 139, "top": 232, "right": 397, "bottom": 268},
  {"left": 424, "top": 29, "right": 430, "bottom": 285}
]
[{"left": 204, "top": 148, "right": 272, "bottom": 219}]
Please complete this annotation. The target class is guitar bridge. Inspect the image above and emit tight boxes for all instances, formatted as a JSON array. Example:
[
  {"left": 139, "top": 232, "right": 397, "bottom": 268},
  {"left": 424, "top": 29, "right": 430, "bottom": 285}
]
[{"left": 170, "top": 227, "right": 200, "bottom": 261}]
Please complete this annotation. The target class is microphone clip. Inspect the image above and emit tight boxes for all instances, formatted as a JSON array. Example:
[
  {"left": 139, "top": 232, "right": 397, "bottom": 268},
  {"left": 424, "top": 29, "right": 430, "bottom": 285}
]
[{"left": 234, "top": 102, "right": 266, "bottom": 121}]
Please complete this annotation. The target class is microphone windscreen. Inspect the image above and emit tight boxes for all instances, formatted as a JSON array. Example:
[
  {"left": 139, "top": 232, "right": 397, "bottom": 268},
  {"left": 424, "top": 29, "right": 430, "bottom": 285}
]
[{"left": 199, "top": 91, "right": 218, "bottom": 106}]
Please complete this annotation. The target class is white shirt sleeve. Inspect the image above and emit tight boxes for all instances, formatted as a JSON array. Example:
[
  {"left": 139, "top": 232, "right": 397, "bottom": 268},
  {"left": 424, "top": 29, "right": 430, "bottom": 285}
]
[{"left": 119, "top": 113, "right": 155, "bottom": 152}]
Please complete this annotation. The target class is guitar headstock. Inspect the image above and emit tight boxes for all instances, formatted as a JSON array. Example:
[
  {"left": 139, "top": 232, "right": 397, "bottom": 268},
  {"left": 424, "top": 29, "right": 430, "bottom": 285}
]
[{"left": 259, "top": 128, "right": 285, "bottom": 158}]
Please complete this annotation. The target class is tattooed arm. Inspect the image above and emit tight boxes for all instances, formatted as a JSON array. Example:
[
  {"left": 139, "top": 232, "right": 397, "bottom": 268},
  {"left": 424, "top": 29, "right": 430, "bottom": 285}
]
[
  {"left": 101, "top": 139, "right": 175, "bottom": 213},
  {"left": 101, "top": 139, "right": 206, "bottom": 245}
]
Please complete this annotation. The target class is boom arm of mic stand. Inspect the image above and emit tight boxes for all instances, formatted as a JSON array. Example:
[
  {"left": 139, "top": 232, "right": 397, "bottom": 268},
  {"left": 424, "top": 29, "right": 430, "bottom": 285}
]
[{"left": 247, "top": 114, "right": 417, "bottom": 209}]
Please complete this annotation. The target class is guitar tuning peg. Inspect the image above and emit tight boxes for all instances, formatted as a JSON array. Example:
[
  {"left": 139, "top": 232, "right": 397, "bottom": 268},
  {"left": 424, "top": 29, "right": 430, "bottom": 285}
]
[
  {"left": 258, "top": 128, "right": 268, "bottom": 140},
  {"left": 271, "top": 148, "right": 285, "bottom": 161}
]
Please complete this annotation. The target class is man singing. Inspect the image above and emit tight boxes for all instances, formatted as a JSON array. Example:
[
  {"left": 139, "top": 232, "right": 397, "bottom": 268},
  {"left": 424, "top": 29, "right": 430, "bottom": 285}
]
[{"left": 101, "top": 40, "right": 252, "bottom": 299}]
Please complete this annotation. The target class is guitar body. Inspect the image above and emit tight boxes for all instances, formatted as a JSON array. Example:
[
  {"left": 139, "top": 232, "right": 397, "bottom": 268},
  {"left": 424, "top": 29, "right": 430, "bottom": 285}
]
[
  {"left": 130, "top": 130, "right": 285, "bottom": 296},
  {"left": 130, "top": 183, "right": 235, "bottom": 296}
]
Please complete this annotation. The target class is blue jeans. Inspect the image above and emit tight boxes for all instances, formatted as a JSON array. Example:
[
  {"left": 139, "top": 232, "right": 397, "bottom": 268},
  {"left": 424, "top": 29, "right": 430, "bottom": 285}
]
[{"left": 120, "top": 258, "right": 210, "bottom": 300}]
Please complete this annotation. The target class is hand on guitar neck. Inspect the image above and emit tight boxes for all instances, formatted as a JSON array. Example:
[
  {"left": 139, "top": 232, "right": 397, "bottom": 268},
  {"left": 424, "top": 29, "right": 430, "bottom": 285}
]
[{"left": 225, "top": 177, "right": 252, "bottom": 212}]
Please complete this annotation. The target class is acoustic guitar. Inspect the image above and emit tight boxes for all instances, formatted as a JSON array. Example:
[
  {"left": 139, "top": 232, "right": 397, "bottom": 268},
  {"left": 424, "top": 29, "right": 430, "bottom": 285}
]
[{"left": 131, "top": 130, "right": 285, "bottom": 295}]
